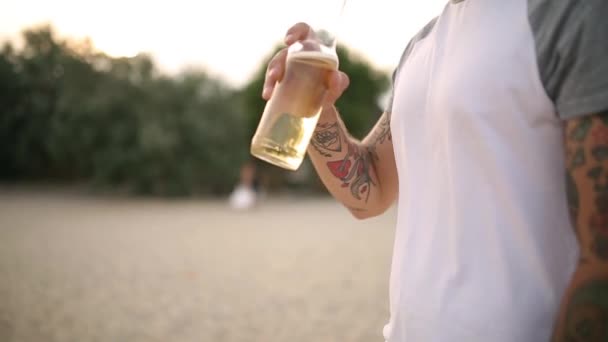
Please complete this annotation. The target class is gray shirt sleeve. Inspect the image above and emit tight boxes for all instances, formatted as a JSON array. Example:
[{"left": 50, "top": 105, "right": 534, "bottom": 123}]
[
  {"left": 385, "top": 17, "right": 438, "bottom": 114},
  {"left": 529, "top": 0, "right": 608, "bottom": 119}
]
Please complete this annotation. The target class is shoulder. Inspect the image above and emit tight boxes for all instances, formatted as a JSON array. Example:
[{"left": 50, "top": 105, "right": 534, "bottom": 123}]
[
  {"left": 527, "top": 0, "right": 608, "bottom": 119},
  {"left": 392, "top": 17, "right": 438, "bottom": 80},
  {"left": 401, "top": 17, "right": 438, "bottom": 63},
  {"left": 527, "top": 0, "right": 604, "bottom": 37},
  {"left": 385, "top": 17, "right": 439, "bottom": 114}
]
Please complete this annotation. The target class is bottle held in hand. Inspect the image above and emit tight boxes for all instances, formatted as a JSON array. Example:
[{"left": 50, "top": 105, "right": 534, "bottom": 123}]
[{"left": 250, "top": 30, "right": 339, "bottom": 171}]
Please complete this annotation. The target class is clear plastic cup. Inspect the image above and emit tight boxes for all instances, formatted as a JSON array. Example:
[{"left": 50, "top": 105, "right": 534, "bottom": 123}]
[{"left": 250, "top": 2, "right": 347, "bottom": 171}]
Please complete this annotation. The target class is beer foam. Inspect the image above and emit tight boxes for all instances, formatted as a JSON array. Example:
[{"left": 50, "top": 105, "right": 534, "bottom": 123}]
[{"left": 287, "top": 50, "right": 339, "bottom": 69}]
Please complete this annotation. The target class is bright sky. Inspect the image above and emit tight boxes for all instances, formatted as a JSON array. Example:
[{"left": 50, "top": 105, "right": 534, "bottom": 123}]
[{"left": 0, "top": 0, "right": 446, "bottom": 87}]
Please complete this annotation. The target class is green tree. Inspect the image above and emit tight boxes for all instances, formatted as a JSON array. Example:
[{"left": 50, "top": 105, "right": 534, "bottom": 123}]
[
  {"left": 0, "top": 44, "right": 21, "bottom": 178},
  {"left": 0, "top": 25, "right": 247, "bottom": 196},
  {"left": 1, "top": 26, "right": 64, "bottom": 178}
]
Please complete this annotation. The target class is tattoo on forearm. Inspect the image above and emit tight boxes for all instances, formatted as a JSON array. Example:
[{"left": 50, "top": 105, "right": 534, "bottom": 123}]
[
  {"left": 310, "top": 123, "right": 375, "bottom": 201},
  {"left": 310, "top": 122, "right": 342, "bottom": 157},
  {"left": 561, "top": 278, "right": 608, "bottom": 342},
  {"left": 310, "top": 114, "right": 392, "bottom": 202},
  {"left": 369, "top": 114, "right": 392, "bottom": 160},
  {"left": 374, "top": 114, "right": 392, "bottom": 144},
  {"left": 326, "top": 141, "right": 376, "bottom": 202}
]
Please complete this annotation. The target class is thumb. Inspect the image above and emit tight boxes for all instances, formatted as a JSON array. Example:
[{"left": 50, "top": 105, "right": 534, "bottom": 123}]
[{"left": 324, "top": 71, "right": 349, "bottom": 105}]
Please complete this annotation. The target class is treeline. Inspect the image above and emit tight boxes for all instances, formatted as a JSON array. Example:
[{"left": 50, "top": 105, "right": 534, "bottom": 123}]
[{"left": 0, "top": 25, "right": 390, "bottom": 196}]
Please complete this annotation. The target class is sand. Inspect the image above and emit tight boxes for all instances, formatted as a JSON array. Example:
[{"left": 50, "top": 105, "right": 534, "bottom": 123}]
[{"left": 0, "top": 189, "right": 396, "bottom": 342}]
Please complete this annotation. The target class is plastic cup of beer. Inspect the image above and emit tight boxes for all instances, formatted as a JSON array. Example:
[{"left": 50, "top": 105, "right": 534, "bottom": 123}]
[{"left": 250, "top": 25, "right": 341, "bottom": 171}]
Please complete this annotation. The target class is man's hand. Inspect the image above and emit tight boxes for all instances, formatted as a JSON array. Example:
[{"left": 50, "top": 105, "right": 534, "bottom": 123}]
[{"left": 261, "top": 22, "right": 350, "bottom": 107}]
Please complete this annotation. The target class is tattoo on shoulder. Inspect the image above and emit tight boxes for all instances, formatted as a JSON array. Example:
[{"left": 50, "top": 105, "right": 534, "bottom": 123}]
[
  {"left": 566, "top": 172, "right": 580, "bottom": 227},
  {"left": 566, "top": 111, "right": 608, "bottom": 262},
  {"left": 570, "top": 116, "right": 593, "bottom": 142},
  {"left": 588, "top": 113, "right": 608, "bottom": 261},
  {"left": 589, "top": 166, "right": 608, "bottom": 261},
  {"left": 570, "top": 148, "right": 586, "bottom": 170}
]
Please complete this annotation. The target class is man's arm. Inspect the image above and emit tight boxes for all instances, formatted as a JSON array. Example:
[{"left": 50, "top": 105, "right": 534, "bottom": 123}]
[
  {"left": 260, "top": 23, "right": 398, "bottom": 218},
  {"left": 307, "top": 106, "right": 397, "bottom": 219},
  {"left": 553, "top": 111, "right": 608, "bottom": 341}
]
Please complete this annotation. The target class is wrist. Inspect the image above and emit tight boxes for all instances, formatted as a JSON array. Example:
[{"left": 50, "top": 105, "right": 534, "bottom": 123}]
[{"left": 318, "top": 105, "right": 338, "bottom": 124}]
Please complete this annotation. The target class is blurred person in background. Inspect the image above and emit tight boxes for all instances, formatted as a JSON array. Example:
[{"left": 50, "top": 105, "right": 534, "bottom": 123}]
[
  {"left": 229, "top": 161, "right": 259, "bottom": 210},
  {"left": 262, "top": 1, "right": 607, "bottom": 341}
]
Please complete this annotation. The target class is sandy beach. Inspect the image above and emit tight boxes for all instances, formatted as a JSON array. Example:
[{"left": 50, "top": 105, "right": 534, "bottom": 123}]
[{"left": 0, "top": 189, "right": 396, "bottom": 342}]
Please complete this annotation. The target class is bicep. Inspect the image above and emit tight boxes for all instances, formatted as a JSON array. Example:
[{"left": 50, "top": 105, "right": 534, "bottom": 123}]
[{"left": 363, "top": 112, "right": 398, "bottom": 207}]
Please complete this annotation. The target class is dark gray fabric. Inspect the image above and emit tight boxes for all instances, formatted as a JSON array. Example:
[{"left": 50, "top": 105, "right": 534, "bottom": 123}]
[
  {"left": 385, "top": 17, "right": 438, "bottom": 114},
  {"left": 528, "top": 0, "right": 608, "bottom": 119}
]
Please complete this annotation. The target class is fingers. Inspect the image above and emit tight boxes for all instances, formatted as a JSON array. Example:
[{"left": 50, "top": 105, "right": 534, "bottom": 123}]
[
  {"left": 285, "top": 22, "right": 312, "bottom": 45},
  {"left": 262, "top": 49, "right": 288, "bottom": 100},
  {"left": 263, "top": 22, "right": 336, "bottom": 101},
  {"left": 262, "top": 22, "right": 312, "bottom": 99},
  {"left": 324, "top": 70, "right": 350, "bottom": 105}
]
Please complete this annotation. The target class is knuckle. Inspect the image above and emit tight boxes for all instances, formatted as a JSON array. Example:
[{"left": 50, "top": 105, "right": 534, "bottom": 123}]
[
  {"left": 266, "top": 56, "right": 279, "bottom": 71},
  {"left": 286, "top": 22, "right": 311, "bottom": 38},
  {"left": 295, "top": 22, "right": 311, "bottom": 31},
  {"left": 290, "top": 22, "right": 309, "bottom": 32},
  {"left": 267, "top": 51, "right": 287, "bottom": 71}
]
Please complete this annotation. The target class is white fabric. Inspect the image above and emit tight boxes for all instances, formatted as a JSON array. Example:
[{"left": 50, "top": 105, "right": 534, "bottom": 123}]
[
  {"left": 384, "top": 1, "right": 579, "bottom": 341},
  {"left": 229, "top": 185, "right": 257, "bottom": 210}
]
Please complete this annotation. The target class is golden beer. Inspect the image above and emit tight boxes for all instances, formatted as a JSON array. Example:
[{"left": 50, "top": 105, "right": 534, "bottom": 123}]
[{"left": 251, "top": 50, "right": 338, "bottom": 170}]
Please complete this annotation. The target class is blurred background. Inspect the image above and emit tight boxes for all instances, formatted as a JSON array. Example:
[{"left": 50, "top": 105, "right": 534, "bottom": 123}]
[{"left": 0, "top": 1, "right": 442, "bottom": 341}]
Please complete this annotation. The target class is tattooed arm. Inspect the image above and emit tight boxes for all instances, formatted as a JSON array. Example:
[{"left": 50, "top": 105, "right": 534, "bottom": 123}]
[
  {"left": 552, "top": 111, "right": 608, "bottom": 341},
  {"left": 307, "top": 105, "right": 397, "bottom": 219},
  {"left": 259, "top": 23, "right": 397, "bottom": 218}
]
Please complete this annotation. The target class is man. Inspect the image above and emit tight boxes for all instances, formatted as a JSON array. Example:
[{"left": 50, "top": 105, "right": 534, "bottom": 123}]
[{"left": 262, "top": 1, "right": 607, "bottom": 341}]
